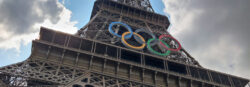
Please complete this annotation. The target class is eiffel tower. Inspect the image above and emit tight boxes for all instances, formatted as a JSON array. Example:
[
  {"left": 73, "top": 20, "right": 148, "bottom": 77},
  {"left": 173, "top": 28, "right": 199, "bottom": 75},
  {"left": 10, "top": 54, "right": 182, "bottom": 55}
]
[{"left": 0, "top": 0, "right": 249, "bottom": 87}]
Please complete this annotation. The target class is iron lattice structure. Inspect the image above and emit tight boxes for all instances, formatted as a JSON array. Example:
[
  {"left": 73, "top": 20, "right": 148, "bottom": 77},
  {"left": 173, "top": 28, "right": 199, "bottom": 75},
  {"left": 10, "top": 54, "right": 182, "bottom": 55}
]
[
  {"left": 0, "top": 0, "right": 249, "bottom": 87},
  {"left": 111, "top": 0, "right": 154, "bottom": 12},
  {"left": 77, "top": 0, "right": 201, "bottom": 67}
]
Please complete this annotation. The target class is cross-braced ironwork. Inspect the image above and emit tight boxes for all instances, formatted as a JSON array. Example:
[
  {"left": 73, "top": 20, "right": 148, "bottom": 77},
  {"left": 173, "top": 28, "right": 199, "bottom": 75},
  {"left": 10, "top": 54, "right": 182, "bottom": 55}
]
[
  {"left": 77, "top": 0, "right": 201, "bottom": 67},
  {"left": 0, "top": 0, "right": 249, "bottom": 87},
  {"left": 111, "top": 0, "right": 154, "bottom": 12}
]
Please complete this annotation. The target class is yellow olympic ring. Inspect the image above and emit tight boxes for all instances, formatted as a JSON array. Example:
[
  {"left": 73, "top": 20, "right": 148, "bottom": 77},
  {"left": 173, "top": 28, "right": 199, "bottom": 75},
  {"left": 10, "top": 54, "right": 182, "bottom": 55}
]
[{"left": 121, "top": 32, "right": 146, "bottom": 50}]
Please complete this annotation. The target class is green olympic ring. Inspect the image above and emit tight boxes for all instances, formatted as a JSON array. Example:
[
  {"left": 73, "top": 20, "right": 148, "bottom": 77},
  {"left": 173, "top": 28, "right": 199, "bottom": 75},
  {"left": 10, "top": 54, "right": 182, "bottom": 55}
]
[{"left": 147, "top": 38, "right": 171, "bottom": 56}]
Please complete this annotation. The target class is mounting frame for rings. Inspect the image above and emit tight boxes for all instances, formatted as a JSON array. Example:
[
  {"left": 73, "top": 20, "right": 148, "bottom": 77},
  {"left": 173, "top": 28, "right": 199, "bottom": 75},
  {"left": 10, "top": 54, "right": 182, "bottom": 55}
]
[
  {"left": 121, "top": 32, "right": 146, "bottom": 50},
  {"left": 159, "top": 34, "right": 182, "bottom": 51},
  {"left": 134, "top": 29, "right": 158, "bottom": 45},
  {"left": 147, "top": 38, "right": 171, "bottom": 56},
  {"left": 108, "top": 22, "right": 133, "bottom": 39}
]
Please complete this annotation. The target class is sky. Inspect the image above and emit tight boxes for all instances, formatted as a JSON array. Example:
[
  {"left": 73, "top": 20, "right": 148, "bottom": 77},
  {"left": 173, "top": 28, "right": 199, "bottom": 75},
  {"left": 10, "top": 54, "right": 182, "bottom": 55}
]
[{"left": 0, "top": 0, "right": 249, "bottom": 82}]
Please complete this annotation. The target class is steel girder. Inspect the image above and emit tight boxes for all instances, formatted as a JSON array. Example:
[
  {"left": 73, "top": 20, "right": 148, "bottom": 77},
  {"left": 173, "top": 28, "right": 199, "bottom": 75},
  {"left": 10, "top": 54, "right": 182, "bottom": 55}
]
[{"left": 0, "top": 59, "right": 85, "bottom": 86}]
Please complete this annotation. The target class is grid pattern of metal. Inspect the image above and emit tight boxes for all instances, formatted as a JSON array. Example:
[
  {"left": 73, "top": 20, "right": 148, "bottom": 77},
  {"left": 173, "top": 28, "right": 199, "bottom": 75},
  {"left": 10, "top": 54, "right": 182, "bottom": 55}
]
[
  {"left": 110, "top": 0, "right": 154, "bottom": 12},
  {"left": 0, "top": 0, "right": 249, "bottom": 87},
  {"left": 0, "top": 27, "right": 249, "bottom": 87},
  {"left": 2, "top": 28, "right": 248, "bottom": 87},
  {"left": 77, "top": 0, "right": 201, "bottom": 67}
]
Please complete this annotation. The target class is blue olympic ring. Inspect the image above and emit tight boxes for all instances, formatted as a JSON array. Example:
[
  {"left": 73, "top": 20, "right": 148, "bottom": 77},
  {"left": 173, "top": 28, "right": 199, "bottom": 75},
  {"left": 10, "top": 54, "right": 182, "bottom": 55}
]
[{"left": 108, "top": 22, "right": 133, "bottom": 39}]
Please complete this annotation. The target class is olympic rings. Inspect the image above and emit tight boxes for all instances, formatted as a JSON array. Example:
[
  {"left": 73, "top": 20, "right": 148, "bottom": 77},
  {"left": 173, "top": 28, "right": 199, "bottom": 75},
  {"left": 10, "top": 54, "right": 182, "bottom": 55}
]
[
  {"left": 147, "top": 38, "right": 171, "bottom": 56},
  {"left": 108, "top": 21, "right": 182, "bottom": 56},
  {"left": 108, "top": 22, "right": 133, "bottom": 39},
  {"left": 159, "top": 34, "right": 182, "bottom": 51},
  {"left": 121, "top": 32, "right": 146, "bottom": 50}
]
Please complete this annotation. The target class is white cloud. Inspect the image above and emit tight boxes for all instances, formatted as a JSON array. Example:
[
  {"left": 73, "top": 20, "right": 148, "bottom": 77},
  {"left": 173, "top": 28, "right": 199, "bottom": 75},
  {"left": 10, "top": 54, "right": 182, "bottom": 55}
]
[
  {"left": 162, "top": 0, "right": 250, "bottom": 80},
  {"left": 0, "top": 32, "right": 38, "bottom": 52},
  {"left": 193, "top": 36, "right": 244, "bottom": 74},
  {"left": 0, "top": 0, "right": 78, "bottom": 51},
  {"left": 34, "top": 1, "right": 78, "bottom": 34},
  {"left": 163, "top": 0, "right": 203, "bottom": 38}
]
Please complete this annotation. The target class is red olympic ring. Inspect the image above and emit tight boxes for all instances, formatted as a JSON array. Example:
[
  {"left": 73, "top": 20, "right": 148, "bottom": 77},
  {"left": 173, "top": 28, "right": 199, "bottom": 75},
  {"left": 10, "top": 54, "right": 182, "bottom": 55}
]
[{"left": 159, "top": 34, "right": 182, "bottom": 51}]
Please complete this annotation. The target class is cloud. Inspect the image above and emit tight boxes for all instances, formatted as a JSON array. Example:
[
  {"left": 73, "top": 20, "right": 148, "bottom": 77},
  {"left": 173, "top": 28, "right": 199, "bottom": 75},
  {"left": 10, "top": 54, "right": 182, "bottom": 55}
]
[
  {"left": 0, "top": 0, "right": 78, "bottom": 51},
  {"left": 162, "top": 0, "right": 250, "bottom": 79}
]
